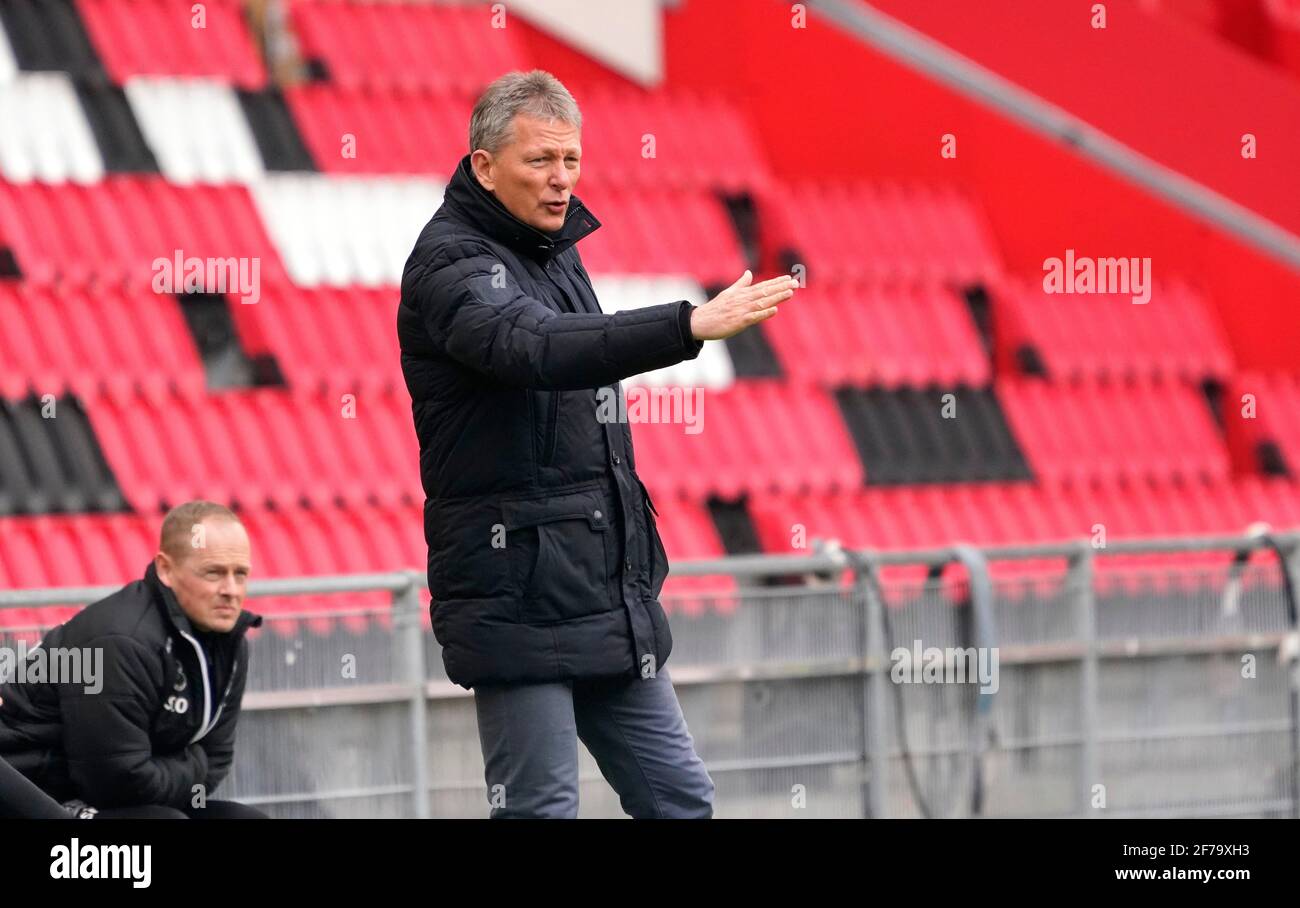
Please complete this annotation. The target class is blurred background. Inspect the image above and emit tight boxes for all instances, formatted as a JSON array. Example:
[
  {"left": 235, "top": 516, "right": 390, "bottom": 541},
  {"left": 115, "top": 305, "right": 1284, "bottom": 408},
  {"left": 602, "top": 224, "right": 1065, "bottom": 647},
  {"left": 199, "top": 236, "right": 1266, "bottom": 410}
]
[{"left": 1, "top": 0, "right": 1300, "bottom": 818}]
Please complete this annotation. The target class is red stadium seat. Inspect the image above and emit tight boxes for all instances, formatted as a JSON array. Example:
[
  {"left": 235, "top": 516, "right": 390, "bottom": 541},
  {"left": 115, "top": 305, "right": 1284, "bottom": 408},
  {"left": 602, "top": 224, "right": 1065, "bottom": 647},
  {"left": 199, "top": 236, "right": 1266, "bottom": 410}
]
[
  {"left": 997, "top": 377, "right": 1231, "bottom": 486},
  {"left": 287, "top": 0, "right": 527, "bottom": 92},
  {"left": 760, "top": 181, "right": 1003, "bottom": 284},
  {"left": 285, "top": 84, "right": 471, "bottom": 177},
  {"left": 575, "top": 185, "right": 748, "bottom": 285},
  {"left": 992, "top": 277, "right": 1234, "bottom": 382},
  {"left": 0, "top": 283, "right": 205, "bottom": 399},
  {"left": 631, "top": 380, "right": 863, "bottom": 501},
  {"left": 765, "top": 280, "right": 990, "bottom": 388},
  {"left": 77, "top": 0, "right": 267, "bottom": 88},
  {"left": 0, "top": 178, "right": 287, "bottom": 287}
]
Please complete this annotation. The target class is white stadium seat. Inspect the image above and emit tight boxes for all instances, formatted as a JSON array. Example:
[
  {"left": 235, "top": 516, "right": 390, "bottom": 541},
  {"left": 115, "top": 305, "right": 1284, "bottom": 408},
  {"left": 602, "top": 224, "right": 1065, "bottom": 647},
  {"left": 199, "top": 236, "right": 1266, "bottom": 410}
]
[
  {"left": 124, "top": 77, "right": 265, "bottom": 184},
  {"left": 250, "top": 174, "right": 444, "bottom": 286},
  {"left": 0, "top": 18, "right": 16, "bottom": 85},
  {"left": 0, "top": 73, "right": 104, "bottom": 183}
]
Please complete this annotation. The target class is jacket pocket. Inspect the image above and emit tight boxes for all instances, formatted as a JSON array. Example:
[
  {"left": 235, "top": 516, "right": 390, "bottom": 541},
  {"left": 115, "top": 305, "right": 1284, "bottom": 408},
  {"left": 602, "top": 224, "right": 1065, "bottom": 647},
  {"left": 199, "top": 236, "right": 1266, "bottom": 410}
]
[
  {"left": 425, "top": 497, "right": 517, "bottom": 601},
  {"left": 635, "top": 476, "right": 669, "bottom": 597},
  {"left": 501, "top": 487, "right": 612, "bottom": 623}
]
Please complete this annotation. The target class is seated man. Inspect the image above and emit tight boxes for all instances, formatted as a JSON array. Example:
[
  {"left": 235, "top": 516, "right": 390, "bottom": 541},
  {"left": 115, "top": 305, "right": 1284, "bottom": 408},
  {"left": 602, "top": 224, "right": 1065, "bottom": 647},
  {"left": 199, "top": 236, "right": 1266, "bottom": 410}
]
[{"left": 0, "top": 501, "right": 266, "bottom": 819}]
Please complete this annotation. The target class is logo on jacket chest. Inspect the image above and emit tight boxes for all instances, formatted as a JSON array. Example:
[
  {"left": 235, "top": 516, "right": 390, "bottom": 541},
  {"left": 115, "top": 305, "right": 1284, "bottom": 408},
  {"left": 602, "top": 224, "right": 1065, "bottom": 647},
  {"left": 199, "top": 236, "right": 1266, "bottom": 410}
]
[{"left": 160, "top": 649, "right": 197, "bottom": 721}]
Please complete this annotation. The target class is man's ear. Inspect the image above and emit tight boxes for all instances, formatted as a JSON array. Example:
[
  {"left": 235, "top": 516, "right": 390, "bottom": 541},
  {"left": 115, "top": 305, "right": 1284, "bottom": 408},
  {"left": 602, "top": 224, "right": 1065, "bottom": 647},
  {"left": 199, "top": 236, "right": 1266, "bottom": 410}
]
[
  {"left": 470, "top": 149, "right": 496, "bottom": 191},
  {"left": 154, "top": 552, "right": 174, "bottom": 589}
]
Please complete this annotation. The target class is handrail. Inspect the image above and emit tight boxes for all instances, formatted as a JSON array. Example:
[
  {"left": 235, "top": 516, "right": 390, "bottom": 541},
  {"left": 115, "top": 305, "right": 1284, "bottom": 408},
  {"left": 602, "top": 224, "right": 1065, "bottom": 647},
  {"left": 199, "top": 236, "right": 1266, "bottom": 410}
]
[{"left": 2, "top": 532, "right": 1298, "bottom": 608}]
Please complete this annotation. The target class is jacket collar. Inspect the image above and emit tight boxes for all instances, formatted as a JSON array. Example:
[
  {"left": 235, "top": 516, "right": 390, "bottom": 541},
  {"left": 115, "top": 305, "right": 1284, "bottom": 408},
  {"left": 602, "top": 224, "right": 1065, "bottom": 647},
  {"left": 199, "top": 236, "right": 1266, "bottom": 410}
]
[
  {"left": 143, "top": 561, "right": 263, "bottom": 642},
  {"left": 442, "top": 153, "right": 600, "bottom": 263}
]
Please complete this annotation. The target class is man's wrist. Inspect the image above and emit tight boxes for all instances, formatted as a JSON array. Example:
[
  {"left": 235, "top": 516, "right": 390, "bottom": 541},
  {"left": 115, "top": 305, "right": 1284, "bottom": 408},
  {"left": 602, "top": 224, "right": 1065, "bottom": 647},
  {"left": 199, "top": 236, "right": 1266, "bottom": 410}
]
[{"left": 678, "top": 301, "right": 700, "bottom": 347}]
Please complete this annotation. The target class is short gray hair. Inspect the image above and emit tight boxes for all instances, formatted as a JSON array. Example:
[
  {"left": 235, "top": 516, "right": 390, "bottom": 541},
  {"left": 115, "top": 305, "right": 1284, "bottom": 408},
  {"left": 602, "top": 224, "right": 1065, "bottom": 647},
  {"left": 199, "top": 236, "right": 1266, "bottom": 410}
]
[
  {"left": 469, "top": 70, "right": 582, "bottom": 154},
  {"left": 159, "top": 500, "right": 241, "bottom": 563}
]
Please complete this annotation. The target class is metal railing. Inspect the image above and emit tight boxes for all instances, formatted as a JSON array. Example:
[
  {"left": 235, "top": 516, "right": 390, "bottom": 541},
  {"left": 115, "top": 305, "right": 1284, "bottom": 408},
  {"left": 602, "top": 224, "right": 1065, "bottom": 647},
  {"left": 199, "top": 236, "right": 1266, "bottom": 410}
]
[{"left": 2, "top": 530, "right": 1298, "bottom": 818}]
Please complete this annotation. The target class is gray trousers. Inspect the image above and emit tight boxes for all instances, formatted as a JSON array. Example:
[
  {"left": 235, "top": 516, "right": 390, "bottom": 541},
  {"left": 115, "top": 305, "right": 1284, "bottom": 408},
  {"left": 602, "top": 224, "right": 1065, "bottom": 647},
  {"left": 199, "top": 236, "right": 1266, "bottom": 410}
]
[{"left": 473, "top": 667, "right": 715, "bottom": 818}]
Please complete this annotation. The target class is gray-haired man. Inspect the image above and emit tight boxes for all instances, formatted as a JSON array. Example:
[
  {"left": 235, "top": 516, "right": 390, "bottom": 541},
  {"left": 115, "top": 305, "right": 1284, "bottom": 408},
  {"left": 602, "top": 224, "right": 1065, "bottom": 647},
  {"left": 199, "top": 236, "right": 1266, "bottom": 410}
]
[{"left": 398, "top": 70, "right": 797, "bottom": 817}]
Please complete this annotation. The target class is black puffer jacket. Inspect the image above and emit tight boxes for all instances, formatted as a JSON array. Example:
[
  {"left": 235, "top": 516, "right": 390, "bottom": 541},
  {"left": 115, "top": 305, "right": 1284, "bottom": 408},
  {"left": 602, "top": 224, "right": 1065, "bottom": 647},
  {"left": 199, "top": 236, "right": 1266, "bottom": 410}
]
[
  {"left": 0, "top": 563, "right": 261, "bottom": 808},
  {"left": 398, "top": 154, "right": 704, "bottom": 689}
]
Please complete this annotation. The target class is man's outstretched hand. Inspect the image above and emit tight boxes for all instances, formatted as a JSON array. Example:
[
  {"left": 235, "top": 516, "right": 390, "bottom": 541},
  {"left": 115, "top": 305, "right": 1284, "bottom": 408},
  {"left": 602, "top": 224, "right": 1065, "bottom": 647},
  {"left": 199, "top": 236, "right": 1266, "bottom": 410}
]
[{"left": 690, "top": 271, "right": 799, "bottom": 341}]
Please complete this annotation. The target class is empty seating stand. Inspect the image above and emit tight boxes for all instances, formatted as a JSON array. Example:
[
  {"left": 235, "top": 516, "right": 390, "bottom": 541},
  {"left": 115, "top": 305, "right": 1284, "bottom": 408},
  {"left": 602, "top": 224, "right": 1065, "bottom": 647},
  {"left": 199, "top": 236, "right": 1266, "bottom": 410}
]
[
  {"left": 631, "top": 380, "right": 863, "bottom": 502},
  {"left": 124, "top": 77, "right": 266, "bottom": 183},
  {"left": 229, "top": 283, "right": 404, "bottom": 396},
  {"left": 0, "top": 393, "right": 123, "bottom": 515},
  {"left": 0, "top": 0, "right": 103, "bottom": 80},
  {"left": 0, "top": 282, "right": 205, "bottom": 398},
  {"left": 834, "top": 385, "right": 1030, "bottom": 484},
  {"left": 284, "top": 83, "right": 470, "bottom": 177},
  {"left": 765, "top": 280, "right": 989, "bottom": 388},
  {"left": 998, "top": 377, "right": 1231, "bottom": 486},
  {"left": 1, "top": 0, "right": 1297, "bottom": 629},
  {"left": 575, "top": 183, "right": 748, "bottom": 285},
  {"left": 761, "top": 181, "right": 1003, "bottom": 284},
  {"left": 573, "top": 85, "right": 772, "bottom": 193},
  {"left": 249, "top": 174, "right": 443, "bottom": 286},
  {"left": 286, "top": 0, "right": 527, "bottom": 91},
  {"left": 0, "top": 72, "right": 103, "bottom": 183},
  {"left": 1224, "top": 371, "right": 1300, "bottom": 476},
  {"left": 75, "top": 0, "right": 266, "bottom": 87},
  {"left": 81, "top": 386, "right": 420, "bottom": 513},
  {"left": 0, "top": 177, "right": 287, "bottom": 286},
  {"left": 993, "top": 277, "right": 1234, "bottom": 382}
]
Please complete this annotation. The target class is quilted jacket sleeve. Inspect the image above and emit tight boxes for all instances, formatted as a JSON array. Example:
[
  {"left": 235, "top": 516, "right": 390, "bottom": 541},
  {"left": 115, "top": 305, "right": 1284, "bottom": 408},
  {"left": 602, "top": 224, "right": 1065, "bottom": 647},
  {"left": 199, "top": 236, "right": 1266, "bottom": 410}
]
[{"left": 406, "top": 236, "right": 704, "bottom": 390}]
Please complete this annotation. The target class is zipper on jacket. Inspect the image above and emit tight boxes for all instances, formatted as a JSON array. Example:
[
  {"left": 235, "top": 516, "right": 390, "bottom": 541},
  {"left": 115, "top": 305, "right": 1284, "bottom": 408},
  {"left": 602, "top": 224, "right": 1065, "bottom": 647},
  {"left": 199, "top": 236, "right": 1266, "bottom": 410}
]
[
  {"left": 179, "top": 630, "right": 214, "bottom": 744},
  {"left": 201, "top": 660, "right": 239, "bottom": 742},
  {"left": 542, "top": 393, "right": 559, "bottom": 466}
]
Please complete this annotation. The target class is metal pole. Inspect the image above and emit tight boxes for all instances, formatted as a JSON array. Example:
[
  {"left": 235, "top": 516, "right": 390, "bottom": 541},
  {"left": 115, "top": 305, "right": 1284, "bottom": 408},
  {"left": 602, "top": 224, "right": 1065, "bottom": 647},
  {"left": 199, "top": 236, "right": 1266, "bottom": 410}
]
[
  {"left": 1070, "top": 542, "right": 1099, "bottom": 817},
  {"left": 1274, "top": 539, "right": 1300, "bottom": 819},
  {"left": 393, "top": 572, "right": 430, "bottom": 819},
  {"left": 854, "top": 552, "right": 890, "bottom": 819},
  {"left": 854, "top": 555, "right": 871, "bottom": 819}
]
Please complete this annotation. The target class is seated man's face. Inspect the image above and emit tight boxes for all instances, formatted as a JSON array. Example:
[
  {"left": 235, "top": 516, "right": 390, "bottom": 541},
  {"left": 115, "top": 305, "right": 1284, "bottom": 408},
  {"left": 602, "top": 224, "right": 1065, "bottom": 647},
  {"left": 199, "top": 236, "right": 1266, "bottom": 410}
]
[
  {"left": 157, "top": 518, "right": 251, "bottom": 634},
  {"left": 472, "top": 113, "right": 581, "bottom": 234}
]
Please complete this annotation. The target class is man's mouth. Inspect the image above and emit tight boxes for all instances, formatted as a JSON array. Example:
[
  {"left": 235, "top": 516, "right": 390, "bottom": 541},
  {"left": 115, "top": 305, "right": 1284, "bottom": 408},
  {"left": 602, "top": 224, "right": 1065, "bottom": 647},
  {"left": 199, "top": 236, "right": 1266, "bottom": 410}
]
[{"left": 544, "top": 200, "right": 567, "bottom": 213}]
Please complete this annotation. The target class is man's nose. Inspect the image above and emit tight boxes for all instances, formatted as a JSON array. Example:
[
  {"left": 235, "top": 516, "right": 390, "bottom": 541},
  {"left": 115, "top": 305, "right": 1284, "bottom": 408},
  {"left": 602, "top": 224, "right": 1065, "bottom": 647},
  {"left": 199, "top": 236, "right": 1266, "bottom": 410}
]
[{"left": 549, "top": 164, "right": 572, "bottom": 190}]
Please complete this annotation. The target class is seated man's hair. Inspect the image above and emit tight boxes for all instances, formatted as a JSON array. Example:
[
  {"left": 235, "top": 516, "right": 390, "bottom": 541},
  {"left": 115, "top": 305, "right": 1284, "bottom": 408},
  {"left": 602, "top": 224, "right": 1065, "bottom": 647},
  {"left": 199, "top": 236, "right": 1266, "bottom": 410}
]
[{"left": 159, "top": 500, "right": 241, "bottom": 562}]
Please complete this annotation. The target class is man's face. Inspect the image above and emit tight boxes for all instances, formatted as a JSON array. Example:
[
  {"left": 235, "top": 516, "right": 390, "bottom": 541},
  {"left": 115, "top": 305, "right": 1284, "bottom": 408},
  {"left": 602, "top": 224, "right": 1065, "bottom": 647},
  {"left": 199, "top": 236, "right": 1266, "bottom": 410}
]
[
  {"left": 471, "top": 113, "right": 581, "bottom": 233},
  {"left": 155, "top": 519, "right": 251, "bottom": 634}
]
